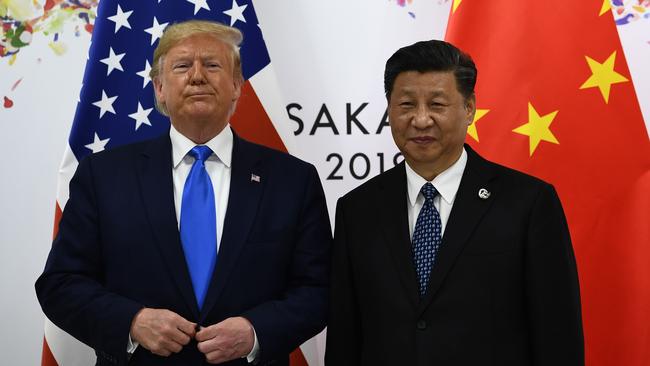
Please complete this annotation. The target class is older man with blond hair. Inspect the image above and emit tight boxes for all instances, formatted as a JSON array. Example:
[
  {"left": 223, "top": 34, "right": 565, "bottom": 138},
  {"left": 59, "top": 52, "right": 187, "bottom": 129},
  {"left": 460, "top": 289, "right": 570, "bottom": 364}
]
[{"left": 36, "top": 20, "right": 331, "bottom": 366}]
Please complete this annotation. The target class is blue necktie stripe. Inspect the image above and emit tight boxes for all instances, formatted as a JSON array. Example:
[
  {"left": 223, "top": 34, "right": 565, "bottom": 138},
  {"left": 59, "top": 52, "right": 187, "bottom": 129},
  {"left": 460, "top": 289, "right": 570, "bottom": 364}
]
[
  {"left": 180, "top": 145, "right": 217, "bottom": 309},
  {"left": 412, "top": 182, "right": 442, "bottom": 298}
]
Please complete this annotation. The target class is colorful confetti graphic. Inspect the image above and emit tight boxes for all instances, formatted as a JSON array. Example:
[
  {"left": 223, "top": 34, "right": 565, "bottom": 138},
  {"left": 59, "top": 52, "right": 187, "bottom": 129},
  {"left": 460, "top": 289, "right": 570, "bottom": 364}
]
[
  {"left": 612, "top": 0, "right": 650, "bottom": 25},
  {"left": 395, "top": 0, "right": 414, "bottom": 6},
  {"left": 390, "top": 0, "right": 418, "bottom": 18},
  {"left": 1, "top": 1, "right": 97, "bottom": 108},
  {"left": 1, "top": 0, "right": 98, "bottom": 60}
]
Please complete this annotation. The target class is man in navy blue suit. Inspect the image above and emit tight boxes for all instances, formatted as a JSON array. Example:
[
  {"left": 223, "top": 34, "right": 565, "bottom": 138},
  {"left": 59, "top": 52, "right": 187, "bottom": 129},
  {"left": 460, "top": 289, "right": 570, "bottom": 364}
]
[{"left": 36, "top": 20, "right": 331, "bottom": 366}]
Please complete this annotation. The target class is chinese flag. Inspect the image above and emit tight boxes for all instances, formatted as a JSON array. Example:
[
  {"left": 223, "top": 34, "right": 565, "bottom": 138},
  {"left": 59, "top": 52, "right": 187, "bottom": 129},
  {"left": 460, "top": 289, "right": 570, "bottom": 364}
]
[{"left": 446, "top": 1, "right": 650, "bottom": 365}]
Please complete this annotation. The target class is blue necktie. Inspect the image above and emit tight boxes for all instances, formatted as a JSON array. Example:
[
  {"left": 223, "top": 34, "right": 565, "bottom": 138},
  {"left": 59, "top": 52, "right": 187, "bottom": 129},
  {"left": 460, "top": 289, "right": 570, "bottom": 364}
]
[
  {"left": 180, "top": 145, "right": 217, "bottom": 309},
  {"left": 412, "top": 183, "right": 442, "bottom": 298}
]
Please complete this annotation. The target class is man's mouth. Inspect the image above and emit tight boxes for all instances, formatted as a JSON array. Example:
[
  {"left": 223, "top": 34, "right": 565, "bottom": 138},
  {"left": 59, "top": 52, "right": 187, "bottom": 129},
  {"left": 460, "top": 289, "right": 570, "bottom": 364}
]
[{"left": 410, "top": 136, "right": 435, "bottom": 144}]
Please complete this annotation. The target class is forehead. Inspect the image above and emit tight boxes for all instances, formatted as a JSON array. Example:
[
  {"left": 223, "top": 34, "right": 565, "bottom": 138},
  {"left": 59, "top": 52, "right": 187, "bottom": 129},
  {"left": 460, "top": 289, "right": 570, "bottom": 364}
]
[
  {"left": 391, "top": 70, "right": 458, "bottom": 96},
  {"left": 165, "top": 33, "right": 232, "bottom": 59}
]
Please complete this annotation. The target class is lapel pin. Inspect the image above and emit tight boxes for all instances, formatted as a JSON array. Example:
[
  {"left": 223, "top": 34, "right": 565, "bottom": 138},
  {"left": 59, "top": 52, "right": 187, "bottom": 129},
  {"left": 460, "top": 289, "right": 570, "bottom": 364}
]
[
  {"left": 478, "top": 188, "right": 491, "bottom": 199},
  {"left": 251, "top": 173, "right": 261, "bottom": 183}
]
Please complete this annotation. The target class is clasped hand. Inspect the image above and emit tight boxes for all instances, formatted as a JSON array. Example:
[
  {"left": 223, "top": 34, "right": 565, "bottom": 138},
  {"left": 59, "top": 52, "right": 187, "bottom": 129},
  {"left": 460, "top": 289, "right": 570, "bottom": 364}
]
[{"left": 130, "top": 308, "right": 255, "bottom": 364}]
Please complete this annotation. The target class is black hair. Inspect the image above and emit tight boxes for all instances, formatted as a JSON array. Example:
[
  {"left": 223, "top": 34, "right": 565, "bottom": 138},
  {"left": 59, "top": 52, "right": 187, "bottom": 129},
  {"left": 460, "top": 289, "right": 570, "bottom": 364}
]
[{"left": 384, "top": 40, "right": 477, "bottom": 101}]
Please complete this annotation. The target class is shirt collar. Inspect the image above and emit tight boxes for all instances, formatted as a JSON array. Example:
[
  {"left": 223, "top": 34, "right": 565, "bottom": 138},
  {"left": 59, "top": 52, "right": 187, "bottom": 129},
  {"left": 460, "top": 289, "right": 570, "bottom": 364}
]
[
  {"left": 405, "top": 147, "right": 468, "bottom": 207},
  {"left": 170, "top": 123, "right": 233, "bottom": 168}
]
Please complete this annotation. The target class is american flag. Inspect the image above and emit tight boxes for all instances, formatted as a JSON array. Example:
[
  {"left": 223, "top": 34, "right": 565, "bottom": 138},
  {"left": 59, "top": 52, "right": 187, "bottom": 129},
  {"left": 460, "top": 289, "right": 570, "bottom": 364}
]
[
  {"left": 71, "top": 0, "right": 269, "bottom": 159},
  {"left": 43, "top": 0, "right": 304, "bottom": 365}
]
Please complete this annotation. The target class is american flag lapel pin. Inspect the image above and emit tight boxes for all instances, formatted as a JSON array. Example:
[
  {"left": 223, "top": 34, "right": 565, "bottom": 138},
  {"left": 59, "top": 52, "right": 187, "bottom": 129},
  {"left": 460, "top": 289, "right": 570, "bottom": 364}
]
[{"left": 251, "top": 173, "right": 261, "bottom": 183}]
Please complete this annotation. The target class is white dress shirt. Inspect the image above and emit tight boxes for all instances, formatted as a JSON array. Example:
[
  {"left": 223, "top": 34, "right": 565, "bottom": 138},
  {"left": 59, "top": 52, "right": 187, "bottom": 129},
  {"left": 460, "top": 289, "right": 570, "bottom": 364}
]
[
  {"left": 405, "top": 148, "right": 468, "bottom": 240},
  {"left": 129, "top": 124, "right": 258, "bottom": 362},
  {"left": 170, "top": 123, "right": 231, "bottom": 246}
]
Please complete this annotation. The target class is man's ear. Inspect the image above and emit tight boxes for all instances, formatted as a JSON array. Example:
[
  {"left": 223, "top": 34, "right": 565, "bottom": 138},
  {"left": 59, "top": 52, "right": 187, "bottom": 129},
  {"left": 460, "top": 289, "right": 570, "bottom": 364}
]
[
  {"left": 153, "top": 77, "right": 164, "bottom": 104},
  {"left": 465, "top": 95, "right": 476, "bottom": 126},
  {"left": 232, "top": 77, "right": 242, "bottom": 101}
]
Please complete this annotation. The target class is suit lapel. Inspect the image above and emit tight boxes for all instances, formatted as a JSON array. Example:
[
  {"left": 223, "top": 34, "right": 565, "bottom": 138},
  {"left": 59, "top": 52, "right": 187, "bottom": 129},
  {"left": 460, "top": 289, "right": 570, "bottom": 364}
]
[
  {"left": 200, "top": 134, "right": 264, "bottom": 320},
  {"left": 137, "top": 134, "right": 199, "bottom": 318},
  {"left": 417, "top": 146, "right": 499, "bottom": 315},
  {"left": 377, "top": 163, "right": 420, "bottom": 308}
]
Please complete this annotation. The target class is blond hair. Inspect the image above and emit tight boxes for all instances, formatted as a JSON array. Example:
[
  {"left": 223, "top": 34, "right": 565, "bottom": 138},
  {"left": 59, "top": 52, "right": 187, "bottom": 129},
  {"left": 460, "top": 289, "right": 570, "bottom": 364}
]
[{"left": 150, "top": 20, "right": 243, "bottom": 115}]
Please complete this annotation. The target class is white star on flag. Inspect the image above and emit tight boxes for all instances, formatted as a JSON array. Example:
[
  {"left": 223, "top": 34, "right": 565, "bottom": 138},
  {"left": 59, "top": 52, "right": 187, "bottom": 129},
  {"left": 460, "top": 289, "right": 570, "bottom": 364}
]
[
  {"left": 186, "top": 0, "right": 210, "bottom": 15},
  {"left": 128, "top": 102, "right": 153, "bottom": 130},
  {"left": 223, "top": 0, "right": 248, "bottom": 26},
  {"left": 92, "top": 90, "right": 118, "bottom": 118},
  {"left": 100, "top": 47, "right": 125, "bottom": 76},
  {"left": 144, "top": 17, "right": 168, "bottom": 46},
  {"left": 136, "top": 60, "right": 152, "bottom": 88},
  {"left": 107, "top": 4, "right": 132, "bottom": 33},
  {"left": 85, "top": 133, "right": 110, "bottom": 153}
]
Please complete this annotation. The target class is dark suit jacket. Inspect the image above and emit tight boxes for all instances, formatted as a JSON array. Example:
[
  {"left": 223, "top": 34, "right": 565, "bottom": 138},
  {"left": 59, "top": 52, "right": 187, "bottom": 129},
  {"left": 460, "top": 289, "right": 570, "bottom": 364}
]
[
  {"left": 36, "top": 131, "right": 332, "bottom": 366},
  {"left": 325, "top": 145, "right": 583, "bottom": 366}
]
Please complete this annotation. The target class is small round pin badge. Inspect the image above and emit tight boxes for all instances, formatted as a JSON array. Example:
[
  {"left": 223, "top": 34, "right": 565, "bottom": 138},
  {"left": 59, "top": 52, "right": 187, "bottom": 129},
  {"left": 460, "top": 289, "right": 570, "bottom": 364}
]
[{"left": 478, "top": 188, "right": 491, "bottom": 199}]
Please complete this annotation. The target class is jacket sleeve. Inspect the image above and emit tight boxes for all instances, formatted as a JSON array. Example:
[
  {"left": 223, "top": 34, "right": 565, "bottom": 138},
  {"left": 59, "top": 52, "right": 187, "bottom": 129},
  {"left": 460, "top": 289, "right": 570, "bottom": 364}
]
[
  {"left": 35, "top": 156, "right": 143, "bottom": 366},
  {"left": 525, "top": 183, "right": 584, "bottom": 365}
]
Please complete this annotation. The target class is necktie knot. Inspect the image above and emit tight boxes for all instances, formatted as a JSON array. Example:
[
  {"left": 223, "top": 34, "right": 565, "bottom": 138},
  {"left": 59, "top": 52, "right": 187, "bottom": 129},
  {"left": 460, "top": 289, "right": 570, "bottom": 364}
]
[
  {"left": 189, "top": 145, "right": 213, "bottom": 163},
  {"left": 420, "top": 182, "right": 437, "bottom": 203}
]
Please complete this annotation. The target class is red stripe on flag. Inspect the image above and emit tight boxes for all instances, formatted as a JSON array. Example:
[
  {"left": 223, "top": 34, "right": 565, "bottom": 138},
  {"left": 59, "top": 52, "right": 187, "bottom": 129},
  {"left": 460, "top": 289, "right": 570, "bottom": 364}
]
[
  {"left": 52, "top": 202, "right": 62, "bottom": 240},
  {"left": 230, "top": 81, "right": 287, "bottom": 153},
  {"left": 41, "top": 337, "right": 59, "bottom": 366},
  {"left": 290, "top": 348, "right": 309, "bottom": 366},
  {"left": 43, "top": 204, "right": 64, "bottom": 366}
]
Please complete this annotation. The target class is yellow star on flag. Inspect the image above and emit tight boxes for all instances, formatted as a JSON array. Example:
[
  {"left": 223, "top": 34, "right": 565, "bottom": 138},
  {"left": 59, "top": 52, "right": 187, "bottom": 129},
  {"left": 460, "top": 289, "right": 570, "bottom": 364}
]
[
  {"left": 599, "top": 0, "right": 611, "bottom": 16},
  {"left": 579, "top": 51, "right": 628, "bottom": 103},
  {"left": 452, "top": 0, "right": 463, "bottom": 13},
  {"left": 467, "top": 109, "right": 489, "bottom": 142},
  {"left": 512, "top": 103, "right": 559, "bottom": 156}
]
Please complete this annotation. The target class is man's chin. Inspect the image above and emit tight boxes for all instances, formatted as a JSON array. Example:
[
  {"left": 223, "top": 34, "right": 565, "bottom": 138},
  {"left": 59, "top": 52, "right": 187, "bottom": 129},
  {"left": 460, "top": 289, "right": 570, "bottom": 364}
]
[
  {"left": 182, "top": 105, "right": 219, "bottom": 119},
  {"left": 172, "top": 109, "right": 223, "bottom": 124}
]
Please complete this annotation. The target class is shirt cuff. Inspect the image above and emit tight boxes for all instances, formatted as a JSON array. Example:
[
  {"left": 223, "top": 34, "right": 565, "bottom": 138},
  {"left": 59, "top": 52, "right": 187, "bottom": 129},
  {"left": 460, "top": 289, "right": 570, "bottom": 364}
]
[
  {"left": 245, "top": 325, "right": 259, "bottom": 363},
  {"left": 127, "top": 333, "right": 139, "bottom": 354}
]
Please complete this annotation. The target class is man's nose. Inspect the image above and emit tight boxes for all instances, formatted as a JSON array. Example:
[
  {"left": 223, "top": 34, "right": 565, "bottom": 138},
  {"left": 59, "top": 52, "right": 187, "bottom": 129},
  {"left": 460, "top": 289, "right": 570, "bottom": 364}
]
[
  {"left": 412, "top": 105, "right": 433, "bottom": 128},
  {"left": 189, "top": 63, "right": 207, "bottom": 85}
]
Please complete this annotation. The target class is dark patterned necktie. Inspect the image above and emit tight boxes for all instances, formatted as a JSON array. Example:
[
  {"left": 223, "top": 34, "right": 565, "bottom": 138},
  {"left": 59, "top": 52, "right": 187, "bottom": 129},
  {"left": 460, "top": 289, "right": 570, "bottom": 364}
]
[{"left": 412, "top": 182, "right": 442, "bottom": 298}]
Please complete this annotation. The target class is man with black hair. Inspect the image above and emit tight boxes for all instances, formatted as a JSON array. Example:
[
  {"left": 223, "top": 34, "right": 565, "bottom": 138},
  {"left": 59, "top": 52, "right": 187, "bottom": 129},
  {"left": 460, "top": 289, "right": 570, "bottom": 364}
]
[{"left": 326, "top": 40, "right": 584, "bottom": 366}]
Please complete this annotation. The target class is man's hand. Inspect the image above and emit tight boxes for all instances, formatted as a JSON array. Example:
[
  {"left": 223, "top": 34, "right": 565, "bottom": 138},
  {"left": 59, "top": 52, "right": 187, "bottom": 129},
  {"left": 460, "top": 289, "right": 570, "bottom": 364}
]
[
  {"left": 196, "top": 317, "right": 255, "bottom": 364},
  {"left": 130, "top": 308, "right": 196, "bottom": 357}
]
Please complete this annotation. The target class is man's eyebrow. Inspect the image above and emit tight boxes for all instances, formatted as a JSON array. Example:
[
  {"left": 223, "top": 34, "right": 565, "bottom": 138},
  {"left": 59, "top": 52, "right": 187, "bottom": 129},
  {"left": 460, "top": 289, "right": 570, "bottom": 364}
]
[{"left": 395, "top": 88, "right": 448, "bottom": 97}]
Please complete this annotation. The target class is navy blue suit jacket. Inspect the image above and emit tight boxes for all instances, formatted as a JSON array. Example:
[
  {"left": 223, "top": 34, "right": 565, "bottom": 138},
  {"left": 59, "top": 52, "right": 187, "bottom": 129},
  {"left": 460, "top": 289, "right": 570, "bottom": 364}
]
[{"left": 36, "top": 130, "right": 332, "bottom": 366}]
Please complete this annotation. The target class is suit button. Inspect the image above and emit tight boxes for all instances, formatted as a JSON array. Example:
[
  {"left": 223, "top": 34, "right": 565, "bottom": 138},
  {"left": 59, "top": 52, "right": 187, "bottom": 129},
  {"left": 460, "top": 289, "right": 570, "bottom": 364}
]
[{"left": 417, "top": 319, "right": 426, "bottom": 330}]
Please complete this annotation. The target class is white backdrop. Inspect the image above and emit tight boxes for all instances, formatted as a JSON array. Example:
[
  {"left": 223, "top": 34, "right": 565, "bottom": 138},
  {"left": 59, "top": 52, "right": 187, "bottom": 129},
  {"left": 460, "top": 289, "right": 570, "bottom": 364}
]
[
  {"left": 1, "top": 1, "right": 648, "bottom": 365},
  {"left": 0, "top": 18, "right": 89, "bottom": 366},
  {"left": 255, "top": 0, "right": 450, "bottom": 226}
]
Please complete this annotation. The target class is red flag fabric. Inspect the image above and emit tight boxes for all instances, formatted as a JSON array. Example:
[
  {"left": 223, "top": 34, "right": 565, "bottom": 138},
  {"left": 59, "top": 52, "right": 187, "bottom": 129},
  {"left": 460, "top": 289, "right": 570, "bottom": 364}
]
[
  {"left": 230, "top": 82, "right": 286, "bottom": 153},
  {"left": 446, "top": 1, "right": 650, "bottom": 365}
]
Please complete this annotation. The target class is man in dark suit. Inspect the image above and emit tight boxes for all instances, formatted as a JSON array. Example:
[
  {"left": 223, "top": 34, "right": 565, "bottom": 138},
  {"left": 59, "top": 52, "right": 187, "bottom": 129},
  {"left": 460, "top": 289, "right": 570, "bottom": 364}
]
[
  {"left": 36, "top": 20, "right": 331, "bottom": 366},
  {"left": 325, "top": 40, "right": 583, "bottom": 365}
]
